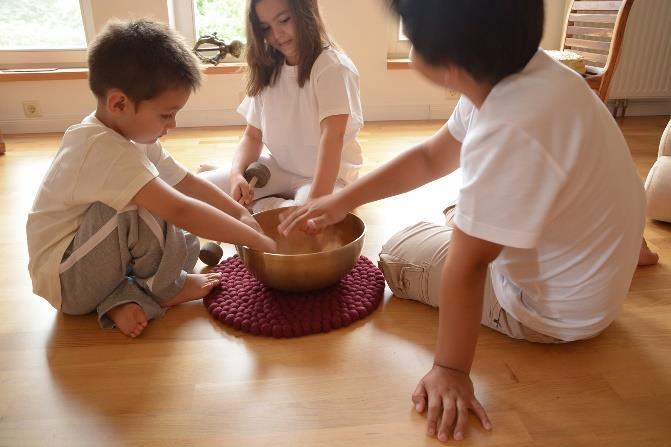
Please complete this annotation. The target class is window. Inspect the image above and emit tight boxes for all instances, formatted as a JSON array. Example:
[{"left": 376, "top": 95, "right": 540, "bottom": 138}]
[
  {"left": 388, "top": 17, "right": 410, "bottom": 59},
  {"left": 0, "top": 0, "right": 246, "bottom": 69},
  {"left": 171, "top": 0, "right": 246, "bottom": 62},
  {"left": 0, "top": 0, "right": 94, "bottom": 69},
  {"left": 195, "top": 0, "right": 246, "bottom": 43}
]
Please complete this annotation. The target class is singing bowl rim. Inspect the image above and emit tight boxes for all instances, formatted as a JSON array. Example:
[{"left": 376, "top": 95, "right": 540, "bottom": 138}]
[{"left": 237, "top": 209, "right": 366, "bottom": 259}]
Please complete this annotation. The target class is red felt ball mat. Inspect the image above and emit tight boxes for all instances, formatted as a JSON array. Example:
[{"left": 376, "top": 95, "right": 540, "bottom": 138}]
[{"left": 203, "top": 255, "right": 385, "bottom": 338}]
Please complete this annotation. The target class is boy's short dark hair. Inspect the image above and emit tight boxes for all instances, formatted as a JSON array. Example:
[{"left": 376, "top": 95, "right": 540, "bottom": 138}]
[
  {"left": 389, "top": 0, "right": 544, "bottom": 85},
  {"left": 88, "top": 19, "right": 202, "bottom": 104}
]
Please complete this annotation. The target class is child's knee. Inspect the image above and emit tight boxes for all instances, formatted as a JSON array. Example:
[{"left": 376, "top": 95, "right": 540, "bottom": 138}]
[
  {"left": 378, "top": 221, "right": 453, "bottom": 307},
  {"left": 378, "top": 255, "right": 434, "bottom": 306}
]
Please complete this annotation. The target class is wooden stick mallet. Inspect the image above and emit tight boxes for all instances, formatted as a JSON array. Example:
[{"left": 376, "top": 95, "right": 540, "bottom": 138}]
[{"left": 199, "top": 161, "right": 272, "bottom": 266}]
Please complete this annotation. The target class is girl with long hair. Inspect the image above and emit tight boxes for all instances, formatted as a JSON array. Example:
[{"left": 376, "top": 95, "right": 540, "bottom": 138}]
[{"left": 200, "top": 0, "right": 363, "bottom": 212}]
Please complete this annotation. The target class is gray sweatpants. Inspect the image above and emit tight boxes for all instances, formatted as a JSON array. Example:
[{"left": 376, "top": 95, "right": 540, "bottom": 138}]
[{"left": 59, "top": 202, "right": 200, "bottom": 328}]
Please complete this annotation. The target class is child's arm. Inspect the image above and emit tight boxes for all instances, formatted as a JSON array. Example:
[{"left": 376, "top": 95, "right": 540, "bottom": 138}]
[
  {"left": 174, "top": 171, "right": 261, "bottom": 233},
  {"left": 279, "top": 122, "right": 461, "bottom": 235},
  {"left": 308, "top": 114, "right": 349, "bottom": 199},
  {"left": 131, "top": 177, "right": 276, "bottom": 252},
  {"left": 230, "top": 125, "right": 264, "bottom": 205},
  {"left": 413, "top": 226, "right": 501, "bottom": 442}
]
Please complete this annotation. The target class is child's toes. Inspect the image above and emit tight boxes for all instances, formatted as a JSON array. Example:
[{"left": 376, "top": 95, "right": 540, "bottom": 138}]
[
  {"left": 133, "top": 308, "right": 148, "bottom": 325},
  {"left": 130, "top": 323, "right": 146, "bottom": 338}
]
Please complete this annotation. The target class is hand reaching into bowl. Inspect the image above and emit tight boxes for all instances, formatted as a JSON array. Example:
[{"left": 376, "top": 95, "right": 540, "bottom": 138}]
[
  {"left": 239, "top": 211, "right": 263, "bottom": 234},
  {"left": 278, "top": 192, "right": 351, "bottom": 236}
]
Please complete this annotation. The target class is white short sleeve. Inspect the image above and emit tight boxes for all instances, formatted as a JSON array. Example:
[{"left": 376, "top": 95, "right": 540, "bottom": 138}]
[
  {"left": 145, "top": 141, "right": 188, "bottom": 186},
  {"left": 454, "top": 125, "right": 566, "bottom": 248},
  {"left": 315, "top": 63, "right": 363, "bottom": 129},
  {"left": 237, "top": 95, "right": 263, "bottom": 130},
  {"left": 447, "top": 96, "right": 476, "bottom": 143}
]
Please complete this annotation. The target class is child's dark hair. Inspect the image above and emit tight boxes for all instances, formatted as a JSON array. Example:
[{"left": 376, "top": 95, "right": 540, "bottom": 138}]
[
  {"left": 389, "top": 0, "right": 544, "bottom": 85},
  {"left": 244, "top": 0, "right": 333, "bottom": 96},
  {"left": 88, "top": 19, "right": 202, "bottom": 105}
]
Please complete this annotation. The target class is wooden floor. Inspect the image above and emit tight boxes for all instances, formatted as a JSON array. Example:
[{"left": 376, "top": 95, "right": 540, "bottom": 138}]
[{"left": 1, "top": 117, "right": 670, "bottom": 446}]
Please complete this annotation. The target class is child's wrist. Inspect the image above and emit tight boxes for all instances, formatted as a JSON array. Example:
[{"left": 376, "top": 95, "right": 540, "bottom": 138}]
[
  {"left": 432, "top": 361, "right": 469, "bottom": 376},
  {"left": 337, "top": 190, "right": 358, "bottom": 211}
]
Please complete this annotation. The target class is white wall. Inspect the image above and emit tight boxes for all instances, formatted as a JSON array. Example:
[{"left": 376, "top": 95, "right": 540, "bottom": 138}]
[{"left": 0, "top": 0, "right": 570, "bottom": 134}]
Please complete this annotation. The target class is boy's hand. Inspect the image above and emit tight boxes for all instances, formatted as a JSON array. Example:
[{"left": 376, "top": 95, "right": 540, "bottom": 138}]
[
  {"left": 230, "top": 172, "right": 252, "bottom": 205},
  {"left": 258, "top": 234, "right": 277, "bottom": 253},
  {"left": 277, "top": 194, "right": 349, "bottom": 236},
  {"left": 239, "top": 211, "right": 263, "bottom": 234},
  {"left": 413, "top": 364, "right": 491, "bottom": 442}
]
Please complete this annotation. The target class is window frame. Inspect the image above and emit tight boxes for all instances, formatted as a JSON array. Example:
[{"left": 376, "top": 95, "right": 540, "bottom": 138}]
[
  {"left": 0, "top": 0, "right": 247, "bottom": 70},
  {"left": 387, "top": 17, "right": 410, "bottom": 59},
  {"left": 0, "top": 0, "right": 95, "bottom": 69}
]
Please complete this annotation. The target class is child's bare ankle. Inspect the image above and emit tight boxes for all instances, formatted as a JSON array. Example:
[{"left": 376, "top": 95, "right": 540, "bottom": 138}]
[{"left": 163, "top": 273, "right": 222, "bottom": 307}]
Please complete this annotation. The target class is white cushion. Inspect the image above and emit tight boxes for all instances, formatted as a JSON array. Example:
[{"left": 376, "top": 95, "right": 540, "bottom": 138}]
[{"left": 644, "top": 119, "right": 671, "bottom": 222}]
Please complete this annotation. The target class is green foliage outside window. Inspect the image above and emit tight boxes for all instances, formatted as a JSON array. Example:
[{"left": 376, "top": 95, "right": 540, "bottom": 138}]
[
  {"left": 0, "top": 0, "right": 86, "bottom": 49},
  {"left": 195, "top": 0, "right": 246, "bottom": 43}
]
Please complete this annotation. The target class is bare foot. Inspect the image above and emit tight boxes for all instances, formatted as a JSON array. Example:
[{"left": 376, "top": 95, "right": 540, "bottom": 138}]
[
  {"left": 107, "top": 302, "right": 148, "bottom": 338},
  {"left": 162, "top": 273, "right": 222, "bottom": 307},
  {"left": 197, "top": 163, "right": 219, "bottom": 174},
  {"left": 638, "top": 239, "right": 659, "bottom": 266}
]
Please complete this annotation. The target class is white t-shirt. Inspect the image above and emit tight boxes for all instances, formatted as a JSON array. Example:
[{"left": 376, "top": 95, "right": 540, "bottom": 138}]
[
  {"left": 26, "top": 113, "right": 188, "bottom": 309},
  {"left": 238, "top": 47, "right": 363, "bottom": 183},
  {"left": 449, "top": 50, "right": 646, "bottom": 341}
]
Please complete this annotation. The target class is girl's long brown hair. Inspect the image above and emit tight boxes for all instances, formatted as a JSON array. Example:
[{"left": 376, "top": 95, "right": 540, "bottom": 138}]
[{"left": 244, "top": 0, "right": 334, "bottom": 96}]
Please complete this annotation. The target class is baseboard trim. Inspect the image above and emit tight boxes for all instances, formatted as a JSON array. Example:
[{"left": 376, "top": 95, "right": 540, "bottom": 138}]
[
  {"left": 3, "top": 98, "right": 666, "bottom": 134},
  {"left": 608, "top": 99, "right": 671, "bottom": 117},
  {"left": 0, "top": 108, "right": 245, "bottom": 134}
]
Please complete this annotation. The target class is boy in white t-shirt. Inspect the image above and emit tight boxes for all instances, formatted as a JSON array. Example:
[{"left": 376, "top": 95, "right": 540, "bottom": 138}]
[
  {"left": 26, "top": 20, "right": 275, "bottom": 338},
  {"left": 279, "top": 0, "right": 645, "bottom": 442},
  {"left": 199, "top": 0, "right": 363, "bottom": 212}
]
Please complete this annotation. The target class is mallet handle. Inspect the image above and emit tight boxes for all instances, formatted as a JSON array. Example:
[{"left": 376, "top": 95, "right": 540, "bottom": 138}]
[{"left": 238, "top": 176, "right": 258, "bottom": 204}]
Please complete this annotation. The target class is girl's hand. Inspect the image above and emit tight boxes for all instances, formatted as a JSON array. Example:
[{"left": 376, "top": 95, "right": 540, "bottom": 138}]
[
  {"left": 230, "top": 172, "right": 252, "bottom": 205},
  {"left": 413, "top": 364, "right": 492, "bottom": 442},
  {"left": 277, "top": 194, "right": 348, "bottom": 237}
]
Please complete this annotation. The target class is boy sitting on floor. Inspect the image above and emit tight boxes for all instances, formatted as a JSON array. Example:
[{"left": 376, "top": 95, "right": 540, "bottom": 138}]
[
  {"left": 278, "top": 0, "right": 645, "bottom": 441},
  {"left": 27, "top": 19, "right": 275, "bottom": 338}
]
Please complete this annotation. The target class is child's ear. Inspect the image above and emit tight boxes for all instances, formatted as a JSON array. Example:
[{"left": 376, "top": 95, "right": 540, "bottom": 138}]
[{"left": 106, "top": 89, "right": 130, "bottom": 115}]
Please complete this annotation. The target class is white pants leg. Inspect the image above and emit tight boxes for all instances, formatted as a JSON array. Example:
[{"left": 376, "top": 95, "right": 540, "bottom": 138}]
[{"left": 199, "top": 152, "right": 348, "bottom": 213}]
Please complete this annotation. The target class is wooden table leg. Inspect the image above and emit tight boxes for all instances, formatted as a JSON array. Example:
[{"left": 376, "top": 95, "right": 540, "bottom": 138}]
[{"left": 0, "top": 130, "right": 5, "bottom": 155}]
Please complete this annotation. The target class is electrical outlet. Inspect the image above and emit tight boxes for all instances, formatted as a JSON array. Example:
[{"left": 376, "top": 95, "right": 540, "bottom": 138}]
[{"left": 22, "top": 100, "right": 42, "bottom": 118}]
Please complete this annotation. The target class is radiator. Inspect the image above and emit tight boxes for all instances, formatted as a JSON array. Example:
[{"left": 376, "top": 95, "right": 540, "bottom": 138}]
[{"left": 608, "top": 0, "right": 671, "bottom": 100}]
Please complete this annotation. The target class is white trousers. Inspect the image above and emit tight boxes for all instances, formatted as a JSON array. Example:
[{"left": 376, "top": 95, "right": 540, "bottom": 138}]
[{"left": 198, "top": 153, "right": 347, "bottom": 212}]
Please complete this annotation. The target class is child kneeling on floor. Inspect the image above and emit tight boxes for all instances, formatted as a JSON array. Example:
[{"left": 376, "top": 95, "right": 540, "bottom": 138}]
[
  {"left": 278, "top": 0, "right": 646, "bottom": 442},
  {"left": 27, "top": 19, "right": 275, "bottom": 338}
]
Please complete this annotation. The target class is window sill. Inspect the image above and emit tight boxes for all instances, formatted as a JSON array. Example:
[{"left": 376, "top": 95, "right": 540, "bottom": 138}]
[
  {"left": 0, "top": 67, "right": 88, "bottom": 82},
  {"left": 387, "top": 58, "right": 411, "bottom": 70},
  {"left": 0, "top": 63, "right": 246, "bottom": 82}
]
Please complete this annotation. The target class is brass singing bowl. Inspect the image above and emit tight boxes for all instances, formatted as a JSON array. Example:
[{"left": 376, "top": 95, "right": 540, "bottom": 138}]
[{"left": 236, "top": 207, "right": 365, "bottom": 292}]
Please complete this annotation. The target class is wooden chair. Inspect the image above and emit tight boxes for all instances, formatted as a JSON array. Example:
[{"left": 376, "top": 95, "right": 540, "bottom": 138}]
[{"left": 561, "top": 0, "right": 636, "bottom": 102}]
